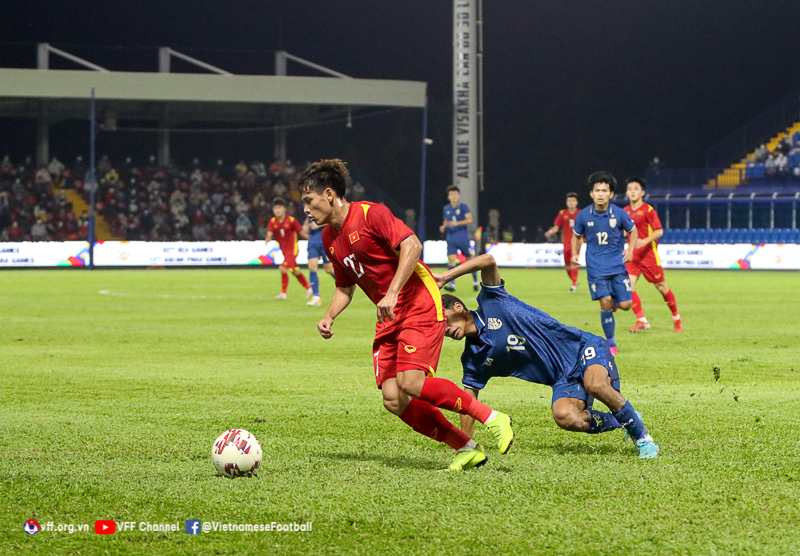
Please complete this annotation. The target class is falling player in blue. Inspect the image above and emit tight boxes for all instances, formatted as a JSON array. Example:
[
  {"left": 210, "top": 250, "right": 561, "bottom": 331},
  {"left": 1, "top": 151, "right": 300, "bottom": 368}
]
[
  {"left": 434, "top": 253, "right": 659, "bottom": 459},
  {"left": 571, "top": 172, "right": 637, "bottom": 355},
  {"left": 439, "top": 185, "right": 478, "bottom": 292},
  {"left": 304, "top": 218, "right": 335, "bottom": 307}
]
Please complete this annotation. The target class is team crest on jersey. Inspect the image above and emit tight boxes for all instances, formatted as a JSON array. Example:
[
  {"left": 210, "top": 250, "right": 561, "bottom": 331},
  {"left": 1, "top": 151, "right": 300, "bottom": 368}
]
[
  {"left": 404, "top": 345, "right": 417, "bottom": 353},
  {"left": 488, "top": 318, "right": 502, "bottom": 330},
  {"left": 609, "top": 218, "right": 617, "bottom": 227},
  {"left": 349, "top": 231, "right": 360, "bottom": 244}
]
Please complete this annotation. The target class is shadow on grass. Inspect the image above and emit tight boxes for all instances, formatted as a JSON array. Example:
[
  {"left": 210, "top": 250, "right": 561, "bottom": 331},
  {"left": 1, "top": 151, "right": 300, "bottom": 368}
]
[{"left": 318, "top": 451, "right": 443, "bottom": 470}]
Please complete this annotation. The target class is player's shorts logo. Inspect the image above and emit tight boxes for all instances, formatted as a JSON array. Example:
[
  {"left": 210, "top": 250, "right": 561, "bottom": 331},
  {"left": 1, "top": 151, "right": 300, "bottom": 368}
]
[
  {"left": 610, "top": 218, "right": 617, "bottom": 228},
  {"left": 349, "top": 231, "right": 360, "bottom": 244},
  {"left": 24, "top": 520, "right": 40, "bottom": 535},
  {"left": 404, "top": 345, "right": 417, "bottom": 353},
  {"left": 488, "top": 318, "right": 502, "bottom": 330},
  {"left": 654, "top": 274, "right": 662, "bottom": 279},
  {"left": 591, "top": 283, "right": 597, "bottom": 292}
]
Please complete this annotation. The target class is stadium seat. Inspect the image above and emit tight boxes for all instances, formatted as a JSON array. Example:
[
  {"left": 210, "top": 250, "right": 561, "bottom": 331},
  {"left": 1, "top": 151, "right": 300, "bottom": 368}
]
[
  {"left": 793, "top": 130, "right": 800, "bottom": 147},
  {"left": 752, "top": 163, "right": 766, "bottom": 179},
  {"left": 743, "top": 229, "right": 756, "bottom": 243}
]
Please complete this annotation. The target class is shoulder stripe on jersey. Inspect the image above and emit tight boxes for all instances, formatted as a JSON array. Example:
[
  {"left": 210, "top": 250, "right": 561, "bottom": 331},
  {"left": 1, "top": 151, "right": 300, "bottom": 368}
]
[
  {"left": 362, "top": 204, "right": 370, "bottom": 219},
  {"left": 413, "top": 263, "right": 443, "bottom": 321}
]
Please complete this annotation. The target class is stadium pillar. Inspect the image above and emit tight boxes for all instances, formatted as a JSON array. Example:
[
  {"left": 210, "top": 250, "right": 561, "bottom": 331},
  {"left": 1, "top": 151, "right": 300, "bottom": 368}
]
[
  {"left": 88, "top": 88, "right": 96, "bottom": 270},
  {"left": 452, "top": 0, "right": 483, "bottom": 226},
  {"left": 36, "top": 102, "right": 49, "bottom": 167},
  {"left": 158, "top": 50, "right": 171, "bottom": 168},
  {"left": 274, "top": 51, "right": 288, "bottom": 164},
  {"left": 419, "top": 97, "right": 429, "bottom": 244}
]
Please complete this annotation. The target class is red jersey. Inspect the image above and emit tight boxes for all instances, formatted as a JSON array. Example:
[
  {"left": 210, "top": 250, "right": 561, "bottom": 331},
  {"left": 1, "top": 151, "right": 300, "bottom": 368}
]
[
  {"left": 553, "top": 209, "right": 579, "bottom": 246},
  {"left": 624, "top": 202, "right": 662, "bottom": 265},
  {"left": 322, "top": 201, "right": 443, "bottom": 321},
  {"left": 267, "top": 215, "right": 302, "bottom": 257}
]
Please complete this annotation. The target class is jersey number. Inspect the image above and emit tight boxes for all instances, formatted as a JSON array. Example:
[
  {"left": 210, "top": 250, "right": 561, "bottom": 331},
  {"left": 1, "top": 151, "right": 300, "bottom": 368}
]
[
  {"left": 623, "top": 278, "right": 632, "bottom": 291},
  {"left": 343, "top": 254, "right": 365, "bottom": 278},
  {"left": 580, "top": 346, "right": 596, "bottom": 366},
  {"left": 596, "top": 232, "right": 608, "bottom": 245}
]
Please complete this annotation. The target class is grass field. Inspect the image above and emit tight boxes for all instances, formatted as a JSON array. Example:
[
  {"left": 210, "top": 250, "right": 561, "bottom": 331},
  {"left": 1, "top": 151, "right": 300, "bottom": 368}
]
[{"left": 1, "top": 267, "right": 798, "bottom": 555}]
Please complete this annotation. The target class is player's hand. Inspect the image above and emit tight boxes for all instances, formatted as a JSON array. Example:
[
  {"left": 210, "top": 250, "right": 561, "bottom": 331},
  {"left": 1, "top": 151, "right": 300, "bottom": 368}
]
[
  {"left": 622, "top": 249, "right": 634, "bottom": 263},
  {"left": 439, "top": 225, "right": 446, "bottom": 233},
  {"left": 544, "top": 230, "right": 553, "bottom": 238},
  {"left": 432, "top": 273, "right": 447, "bottom": 289},
  {"left": 571, "top": 254, "right": 580, "bottom": 266},
  {"left": 634, "top": 239, "right": 648, "bottom": 249},
  {"left": 376, "top": 293, "right": 398, "bottom": 323},
  {"left": 317, "top": 317, "right": 334, "bottom": 339}
]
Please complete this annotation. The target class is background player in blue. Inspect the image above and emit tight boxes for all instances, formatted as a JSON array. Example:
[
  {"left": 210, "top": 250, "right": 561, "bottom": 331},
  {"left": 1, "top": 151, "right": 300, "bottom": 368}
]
[
  {"left": 439, "top": 185, "right": 478, "bottom": 292},
  {"left": 303, "top": 219, "right": 335, "bottom": 307},
  {"left": 571, "top": 172, "right": 637, "bottom": 355},
  {"left": 433, "top": 253, "right": 659, "bottom": 459}
]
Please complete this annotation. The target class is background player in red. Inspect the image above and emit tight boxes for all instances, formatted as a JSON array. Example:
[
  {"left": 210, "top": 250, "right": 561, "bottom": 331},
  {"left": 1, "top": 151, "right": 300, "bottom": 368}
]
[
  {"left": 545, "top": 192, "right": 580, "bottom": 292},
  {"left": 624, "top": 177, "right": 682, "bottom": 332},
  {"left": 265, "top": 197, "right": 312, "bottom": 300},
  {"left": 299, "top": 159, "right": 514, "bottom": 471}
]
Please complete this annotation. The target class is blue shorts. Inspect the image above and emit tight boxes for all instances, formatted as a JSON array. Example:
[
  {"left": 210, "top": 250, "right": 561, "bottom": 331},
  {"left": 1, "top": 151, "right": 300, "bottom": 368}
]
[
  {"left": 307, "top": 242, "right": 330, "bottom": 264},
  {"left": 588, "top": 273, "right": 633, "bottom": 303},
  {"left": 447, "top": 235, "right": 473, "bottom": 257},
  {"left": 551, "top": 335, "right": 620, "bottom": 409}
]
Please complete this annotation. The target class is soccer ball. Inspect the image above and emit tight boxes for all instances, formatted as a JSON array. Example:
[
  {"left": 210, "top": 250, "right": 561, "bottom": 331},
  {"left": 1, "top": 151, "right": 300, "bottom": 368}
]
[{"left": 211, "top": 429, "right": 262, "bottom": 478}]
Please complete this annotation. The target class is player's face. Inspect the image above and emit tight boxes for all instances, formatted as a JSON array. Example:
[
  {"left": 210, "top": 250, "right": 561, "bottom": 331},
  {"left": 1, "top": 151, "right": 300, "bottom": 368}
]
[
  {"left": 444, "top": 305, "right": 473, "bottom": 341},
  {"left": 448, "top": 190, "right": 460, "bottom": 205},
  {"left": 590, "top": 183, "right": 613, "bottom": 209},
  {"left": 272, "top": 204, "right": 286, "bottom": 218},
  {"left": 302, "top": 189, "right": 333, "bottom": 226},
  {"left": 626, "top": 182, "right": 644, "bottom": 202},
  {"left": 566, "top": 196, "right": 578, "bottom": 210}
]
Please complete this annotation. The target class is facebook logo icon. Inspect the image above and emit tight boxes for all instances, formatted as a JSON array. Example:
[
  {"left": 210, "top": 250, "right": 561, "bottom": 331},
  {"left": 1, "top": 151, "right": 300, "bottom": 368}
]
[{"left": 185, "top": 520, "right": 201, "bottom": 534}]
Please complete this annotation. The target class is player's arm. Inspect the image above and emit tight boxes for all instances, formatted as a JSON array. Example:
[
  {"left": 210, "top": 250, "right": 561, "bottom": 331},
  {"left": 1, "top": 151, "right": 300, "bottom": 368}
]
[
  {"left": 623, "top": 226, "right": 638, "bottom": 263},
  {"left": 635, "top": 227, "right": 663, "bottom": 249},
  {"left": 318, "top": 285, "right": 356, "bottom": 339},
  {"left": 544, "top": 225, "right": 559, "bottom": 238},
  {"left": 265, "top": 230, "right": 273, "bottom": 244},
  {"left": 439, "top": 218, "right": 448, "bottom": 233},
  {"left": 454, "top": 212, "right": 474, "bottom": 227},
  {"left": 571, "top": 234, "right": 583, "bottom": 265},
  {"left": 434, "top": 253, "right": 500, "bottom": 287},
  {"left": 378, "top": 235, "right": 423, "bottom": 323},
  {"left": 459, "top": 387, "right": 480, "bottom": 436}
]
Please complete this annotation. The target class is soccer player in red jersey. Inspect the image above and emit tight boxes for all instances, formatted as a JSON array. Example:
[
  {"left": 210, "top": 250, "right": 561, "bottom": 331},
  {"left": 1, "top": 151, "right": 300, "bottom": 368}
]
[
  {"left": 265, "top": 198, "right": 312, "bottom": 300},
  {"left": 545, "top": 192, "right": 580, "bottom": 292},
  {"left": 299, "top": 159, "right": 514, "bottom": 471},
  {"left": 624, "top": 177, "right": 682, "bottom": 332}
]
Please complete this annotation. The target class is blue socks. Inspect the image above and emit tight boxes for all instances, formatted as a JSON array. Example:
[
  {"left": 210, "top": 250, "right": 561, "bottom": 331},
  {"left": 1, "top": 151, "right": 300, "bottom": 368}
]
[
  {"left": 309, "top": 270, "right": 319, "bottom": 296},
  {"left": 600, "top": 310, "right": 615, "bottom": 346},
  {"left": 586, "top": 409, "right": 622, "bottom": 434},
  {"left": 612, "top": 401, "right": 647, "bottom": 441},
  {"left": 472, "top": 271, "right": 478, "bottom": 285},
  {"left": 447, "top": 264, "right": 456, "bottom": 287}
]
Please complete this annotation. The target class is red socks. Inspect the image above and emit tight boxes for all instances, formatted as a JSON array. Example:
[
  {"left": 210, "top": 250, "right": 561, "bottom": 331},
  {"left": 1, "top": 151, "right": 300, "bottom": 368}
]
[
  {"left": 419, "top": 377, "right": 493, "bottom": 423},
  {"left": 296, "top": 272, "right": 310, "bottom": 290},
  {"left": 632, "top": 291, "right": 646, "bottom": 319},
  {"left": 569, "top": 267, "right": 579, "bottom": 286},
  {"left": 280, "top": 273, "right": 289, "bottom": 293},
  {"left": 662, "top": 289, "right": 678, "bottom": 316},
  {"left": 399, "top": 398, "right": 471, "bottom": 450}
]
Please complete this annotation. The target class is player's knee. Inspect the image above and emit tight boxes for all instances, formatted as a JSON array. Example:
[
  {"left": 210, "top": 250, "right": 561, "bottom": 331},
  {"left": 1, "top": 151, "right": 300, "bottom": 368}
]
[
  {"left": 599, "top": 297, "right": 613, "bottom": 311},
  {"left": 382, "top": 397, "right": 402, "bottom": 415},
  {"left": 396, "top": 373, "right": 424, "bottom": 397},
  {"left": 552, "top": 406, "right": 579, "bottom": 430},
  {"left": 617, "top": 300, "right": 632, "bottom": 311}
]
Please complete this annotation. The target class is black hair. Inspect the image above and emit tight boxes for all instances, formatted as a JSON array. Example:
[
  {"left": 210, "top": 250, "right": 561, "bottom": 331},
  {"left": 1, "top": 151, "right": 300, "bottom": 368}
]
[
  {"left": 566, "top": 191, "right": 579, "bottom": 200},
  {"left": 442, "top": 293, "right": 467, "bottom": 312},
  {"left": 587, "top": 171, "right": 617, "bottom": 193},
  {"left": 446, "top": 185, "right": 460, "bottom": 194},
  {"left": 272, "top": 197, "right": 286, "bottom": 207},
  {"left": 625, "top": 176, "right": 646, "bottom": 190},
  {"left": 299, "top": 159, "right": 349, "bottom": 198}
]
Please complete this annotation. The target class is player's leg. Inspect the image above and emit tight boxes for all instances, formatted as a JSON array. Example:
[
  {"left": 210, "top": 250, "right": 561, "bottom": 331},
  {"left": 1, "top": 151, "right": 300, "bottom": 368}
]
[
  {"left": 464, "top": 242, "right": 479, "bottom": 290},
  {"left": 627, "top": 269, "right": 650, "bottom": 332},
  {"left": 306, "top": 256, "right": 323, "bottom": 306},
  {"left": 394, "top": 320, "right": 514, "bottom": 453},
  {"left": 551, "top": 379, "right": 622, "bottom": 434},
  {"left": 653, "top": 275, "right": 682, "bottom": 332},
  {"left": 290, "top": 266, "right": 312, "bottom": 297},
  {"left": 322, "top": 262, "right": 335, "bottom": 277},
  {"left": 597, "top": 285, "right": 618, "bottom": 353},
  {"left": 276, "top": 264, "right": 290, "bottom": 299},
  {"left": 563, "top": 248, "right": 578, "bottom": 292},
  {"left": 445, "top": 251, "right": 458, "bottom": 291}
]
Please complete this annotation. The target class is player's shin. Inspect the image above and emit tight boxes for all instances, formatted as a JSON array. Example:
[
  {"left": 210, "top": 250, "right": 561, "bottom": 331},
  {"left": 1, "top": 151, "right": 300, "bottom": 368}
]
[
  {"left": 600, "top": 310, "right": 616, "bottom": 346},
  {"left": 419, "top": 377, "right": 493, "bottom": 423},
  {"left": 296, "top": 272, "right": 311, "bottom": 290},
  {"left": 662, "top": 289, "right": 679, "bottom": 316},
  {"left": 281, "top": 273, "right": 289, "bottom": 293},
  {"left": 631, "top": 292, "right": 646, "bottom": 320},
  {"left": 611, "top": 400, "right": 647, "bottom": 442},
  {"left": 309, "top": 270, "right": 319, "bottom": 296},
  {"left": 399, "top": 398, "right": 471, "bottom": 450}
]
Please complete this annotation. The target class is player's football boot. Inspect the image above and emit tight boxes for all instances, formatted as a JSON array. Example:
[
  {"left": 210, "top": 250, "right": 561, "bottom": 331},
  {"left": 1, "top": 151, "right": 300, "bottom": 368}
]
[
  {"left": 485, "top": 412, "right": 514, "bottom": 454},
  {"left": 568, "top": 286, "right": 577, "bottom": 293},
  {"left": 307, "top": 296, "right": 322, "bottom": 307},
  {"left": 275, "top": 293, "right": 287, "bottom": 300},
  {"left": 444, "top": 283, "right": 456, "bottom": 292},
  {"left": 447, "top": 444, "right": 487, "bottom": 471},
  {"left": 673, "top": 318, "right": 683, "bottom": 333},
  {"left": 635, "top": 435, "right": 660, "bottom": 459},
  {"left": 609, "top": 346, "right": 618, "bottom": 356},
  {"left": 305, "top": 288, "right": 314, "bottom": 299},
  {"left": 628, "top": 320, "right": 650, "bottom": 333}
]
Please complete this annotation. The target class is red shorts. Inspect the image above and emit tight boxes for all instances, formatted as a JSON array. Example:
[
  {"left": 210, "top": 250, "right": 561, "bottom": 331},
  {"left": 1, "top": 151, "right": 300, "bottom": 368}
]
[
  {"left": 372, "top": 313, "right": 445, "bottom": 389},
  {"left": 280, "top": 251, "right": 298, "bottom": 270},
  {"left": 626, "top": 262, "right": 666, "bottom": 284},
  {"left": 562, "top": 246, "right": 573, "bottom": 267}
]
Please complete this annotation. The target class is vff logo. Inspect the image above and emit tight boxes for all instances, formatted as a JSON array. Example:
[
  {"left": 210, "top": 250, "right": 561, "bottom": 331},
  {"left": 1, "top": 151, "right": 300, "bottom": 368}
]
[{"left": 186, "top": 520, "right": 202, "bottom": 534}]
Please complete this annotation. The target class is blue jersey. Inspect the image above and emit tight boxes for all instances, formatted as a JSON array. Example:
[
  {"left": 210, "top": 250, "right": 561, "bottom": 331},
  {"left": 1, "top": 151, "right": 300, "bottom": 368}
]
[
  {"left": 460, "top": 281, "right": 596, "bottom": 390},
  {"left": 443, "top": 202, "right": 471, "bottom": 239},
  {"left": 308, "top": 224, "right": 324, "bottom": 247},
  {"left": 573, "top": 204, "right": 634, "bottom": 279}
]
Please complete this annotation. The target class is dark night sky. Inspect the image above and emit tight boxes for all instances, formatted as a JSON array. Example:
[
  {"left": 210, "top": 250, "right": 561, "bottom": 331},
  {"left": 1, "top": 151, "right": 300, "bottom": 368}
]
[{"left": 3, "top": 0, "right": 800, "bottom": 233}]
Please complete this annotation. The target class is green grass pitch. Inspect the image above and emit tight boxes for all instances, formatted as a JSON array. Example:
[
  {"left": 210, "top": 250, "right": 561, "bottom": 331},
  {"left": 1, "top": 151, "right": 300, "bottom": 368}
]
[{"left": 1, "top": 267, "right": 798, "bottom": 555}]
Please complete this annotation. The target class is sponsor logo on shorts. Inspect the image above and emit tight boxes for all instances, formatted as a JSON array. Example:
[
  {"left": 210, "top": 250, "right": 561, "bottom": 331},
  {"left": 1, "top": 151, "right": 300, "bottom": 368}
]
[
  {"left": 654, "top": 274, "right": 662, "bottom": 279},
  {"left": 404, "top": 345, "right": 417, "bottom": 353},
  {"left": 488, "top": 318, "right": 502, "bottom": 330},
  {"left": 349, "top": 231, "right": 360, "bottom": 244}
]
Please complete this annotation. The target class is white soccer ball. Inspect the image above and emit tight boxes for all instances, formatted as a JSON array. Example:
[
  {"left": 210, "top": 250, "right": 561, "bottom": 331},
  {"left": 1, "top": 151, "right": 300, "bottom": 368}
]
[{"left": 211, "top": 429, "right": 262, "bottom": 478}]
